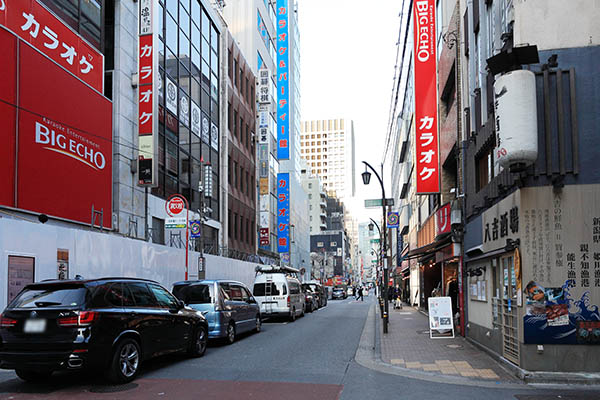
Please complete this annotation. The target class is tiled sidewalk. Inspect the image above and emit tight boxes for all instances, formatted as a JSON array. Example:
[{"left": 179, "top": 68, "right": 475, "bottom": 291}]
[{"left": 379, "top": 304, "right": 518, "bottom": 382}]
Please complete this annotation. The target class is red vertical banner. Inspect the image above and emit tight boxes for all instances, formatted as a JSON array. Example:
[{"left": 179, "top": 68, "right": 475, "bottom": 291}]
[
  {"left": 413, "top": 0, "right": 440, "bottom": 194},
  {"left": 137, "top": 0, "right": 158, "bottom": 187}
]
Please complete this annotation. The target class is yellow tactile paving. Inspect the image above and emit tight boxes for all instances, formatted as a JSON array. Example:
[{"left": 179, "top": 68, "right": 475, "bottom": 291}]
[
  {"left": 421, "top": 363, "right": 440, "bottom": 371},
  {"left": 434, "top": 360, "right": 453, "bottom": 366},
  {"left": 390, "top": 358, "right": 405, "bottom": 365},
  {"left": 439, "top": 368, "right": 459, "bottom": 375},
  {"left": 476, "top": 369, "right": 500, "bottom": 379},
  {"left": 405, "top": 361, "right": 422, "bottom": 369},
  {"left": 451, "top": 361, "right": 473, "bottom": 369}
]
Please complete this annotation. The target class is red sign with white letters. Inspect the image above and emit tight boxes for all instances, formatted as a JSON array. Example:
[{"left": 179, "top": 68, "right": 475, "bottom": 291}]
[
  {"left": 166, "top": 197, "right": 185, "bottom": 217},
  {"left": 259, "top": 228, "right": 270, "bottom": 246},
  {"left": 413, "top": 0, "right": 440, "bottom": 194},
  {"left": 0, "top": 27, "right": 112, "bottom": 228},
  {"left": 138, "top": 34, "right": 153, "bottom": 135},
  {"left": 137, "top": 0, "right": 158, "bottom": 187},
  {"left": 0, "top": 0, "right": 104, "bottom": 92},
  {"left": 436, "top": 203, "right": 451, "bottom": 236}
]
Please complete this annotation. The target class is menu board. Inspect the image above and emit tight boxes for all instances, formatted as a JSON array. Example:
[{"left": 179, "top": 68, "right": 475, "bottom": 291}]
[{"left": 428, "top": 296, "right": 454, "bottom": 339}]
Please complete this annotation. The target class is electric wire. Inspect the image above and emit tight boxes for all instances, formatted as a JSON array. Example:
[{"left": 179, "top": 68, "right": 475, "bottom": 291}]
[{"left": 382, "top": 0, "right": 413, "bottom": 165}]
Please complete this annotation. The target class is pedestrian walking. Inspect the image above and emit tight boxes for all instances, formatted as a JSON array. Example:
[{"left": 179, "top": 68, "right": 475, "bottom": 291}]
[
  {"left": 357, "top": 286, "right": 364, "bottom": 301},
  {"left": 394, "top": 287, "right": 403, "bottom": 309}
]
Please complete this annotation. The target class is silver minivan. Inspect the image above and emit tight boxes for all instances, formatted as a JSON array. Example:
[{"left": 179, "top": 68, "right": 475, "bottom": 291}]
[{"left": 172, "top": 280, "right": 261, "bottom": 344}]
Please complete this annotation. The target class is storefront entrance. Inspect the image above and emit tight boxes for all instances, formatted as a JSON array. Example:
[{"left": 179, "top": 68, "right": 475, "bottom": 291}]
[{"left": 497, "top": 254, "right": 520, "bottom": 366}]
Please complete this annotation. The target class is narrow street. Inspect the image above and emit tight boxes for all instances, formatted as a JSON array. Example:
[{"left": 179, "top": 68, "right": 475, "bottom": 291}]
[{"left": 0, "top": 296, "right": 597, "bottom": 399}]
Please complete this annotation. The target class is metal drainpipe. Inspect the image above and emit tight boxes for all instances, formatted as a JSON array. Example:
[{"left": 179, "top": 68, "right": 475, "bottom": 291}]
[{"left": 455, "top": 0, "right": 467, "bottom": 337}]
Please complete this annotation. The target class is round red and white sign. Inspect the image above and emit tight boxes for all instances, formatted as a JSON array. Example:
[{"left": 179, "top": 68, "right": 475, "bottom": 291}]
[{"left": 166, "top": 196, "right": 185, "bottom": 216}]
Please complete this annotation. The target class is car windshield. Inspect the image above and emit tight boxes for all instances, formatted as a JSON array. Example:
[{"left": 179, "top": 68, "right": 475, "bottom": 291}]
[
  {"left": 253, "top": 282, "right": 285, "bottom": 296},
  {"left": 172, "top": 283, "right": 214, "bottom": 304},
  {"left": 302, "top": 284, "right": 315, "bottom": 293},
  {"left": 8, "top": 285, "right": 88, "bottom": 309}
]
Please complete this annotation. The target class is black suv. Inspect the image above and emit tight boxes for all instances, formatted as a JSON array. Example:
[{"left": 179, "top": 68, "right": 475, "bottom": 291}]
[{"left": 0, "top": 278, "right": 208, "bottom": 383}]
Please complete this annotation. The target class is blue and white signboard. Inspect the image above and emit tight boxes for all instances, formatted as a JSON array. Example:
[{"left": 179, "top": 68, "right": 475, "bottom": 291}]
[
  {"left": 276, "top": 0, "right": 290, "bottom": 160},
  {"left": 277, "top": 172, "right": 290, "bottom": 255}
]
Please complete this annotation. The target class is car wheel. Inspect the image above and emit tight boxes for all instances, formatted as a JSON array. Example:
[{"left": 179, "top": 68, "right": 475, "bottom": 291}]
[
  {"left": 226, "top": 322, "right": 236, "bottom": 344},
  {"left": 290, "top": 307, "right": 296, "bottom": 322},
  {"left": 254, "top": 315, "right": 261, "bottom": 333},
  {"left": 188, "top": 325, "right": 207, "bottom": 357},
  {"left": 106, "top": 338, "right": 141, "bottom": 384},
  {"left": 15, "top": 369, "right": 52, "bottom": 382}
]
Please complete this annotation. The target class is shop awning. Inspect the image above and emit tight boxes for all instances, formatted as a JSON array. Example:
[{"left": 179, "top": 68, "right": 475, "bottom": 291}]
[{"left": 403, "top": 234, "right": 452, "bottom": 261}]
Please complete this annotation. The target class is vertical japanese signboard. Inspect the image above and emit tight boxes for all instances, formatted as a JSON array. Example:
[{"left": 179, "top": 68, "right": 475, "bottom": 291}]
[
  {"left": 137, "top": 0, "right": 159, "bottom": 186},
  {"left": 257, "top": 68, "right": 271, "bottom": 248},
  {"left": 0, "top": 0, "right": 104, "bottom": 92},
  {"left": 413, "top": 0, "right": 440, "bottom": 194},
  {"left": 276, "top": 0, "right": 289, "bottom": 160},
  {"left": 277, "top": 172, "right": 290, "bottom": 256}
]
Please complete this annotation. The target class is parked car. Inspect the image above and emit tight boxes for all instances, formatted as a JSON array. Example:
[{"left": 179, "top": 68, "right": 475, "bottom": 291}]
[
  {"left": 0, "top": 278, "right": 208, "bottom": 384},
  {"left": 332, "top": 287, "right": 346, "bottom": 300},
  {"left": 332, "top": 287, "right": 347, "bottom": 300},
  {"left": 252, "top": 266, "right": 305, "bottom": 321},
  {"left": 172, "top": 280, "right": 260, "bottom": 345},
  {"left": 301, "top": 284, "right": 318, "bottom": 313},
  {"left": 303, "top": 281, "right": 327, "bottom": 308}
]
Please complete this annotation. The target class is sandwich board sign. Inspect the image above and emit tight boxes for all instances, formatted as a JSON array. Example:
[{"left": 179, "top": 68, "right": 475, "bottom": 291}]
[{"left": 427, "top": 296, "right": 454, "bottom": 339}]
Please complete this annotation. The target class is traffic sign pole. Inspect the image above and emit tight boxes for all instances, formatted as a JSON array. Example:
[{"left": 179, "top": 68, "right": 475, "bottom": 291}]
[{"left": 166, "top": 194, "right": 190, "bottom": 280}]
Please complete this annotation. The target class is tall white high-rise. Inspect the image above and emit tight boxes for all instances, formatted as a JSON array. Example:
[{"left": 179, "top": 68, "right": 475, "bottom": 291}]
[{"left": 300, "top": 118, "right": 356, "bottom": 202}]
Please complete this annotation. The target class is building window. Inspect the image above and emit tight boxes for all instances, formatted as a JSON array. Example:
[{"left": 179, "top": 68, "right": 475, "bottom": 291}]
[
  {"left": 151, "top": 0, "right": 220, "bottom": 221},
  {"left": 233, "top": 59, "right": 238, "bottom": 87},
  {"left": 476, "top": 146, "right": 494, "bottom": 192},
  {"left": 152, "top": 217, "right": 165, "bottom": 245}
]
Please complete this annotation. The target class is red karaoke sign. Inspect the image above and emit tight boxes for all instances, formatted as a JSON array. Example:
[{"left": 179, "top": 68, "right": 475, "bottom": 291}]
[
  {"left": 0, "top": 26, "right": 112, "bottom": 228},
  {"left": 0, "top": 0, "right": 104, "bottom": 92},
  {"left": 413, "top": 0, "right": 440, "bottom": 194}
]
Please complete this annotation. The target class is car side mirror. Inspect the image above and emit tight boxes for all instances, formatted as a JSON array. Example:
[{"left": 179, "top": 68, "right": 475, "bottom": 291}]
[
  {"left": 247, "top": 298, "right": 256, "bottom": 304},
  {"left": 176, "top": 299, "right": 185, "bottom": 309}
]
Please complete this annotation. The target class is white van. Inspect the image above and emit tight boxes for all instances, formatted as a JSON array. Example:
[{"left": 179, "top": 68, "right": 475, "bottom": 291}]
[{"left": 252, "top": 266, "right": 305, "bottom": 321}]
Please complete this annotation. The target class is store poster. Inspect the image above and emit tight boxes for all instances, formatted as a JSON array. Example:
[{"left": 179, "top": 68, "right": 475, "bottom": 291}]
[{"left": 521, "top": 185, "right": 600, "bottom": 345}]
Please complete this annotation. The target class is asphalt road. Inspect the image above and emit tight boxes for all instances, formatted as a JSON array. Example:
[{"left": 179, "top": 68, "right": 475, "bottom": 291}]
[{"left": 0, "top": 295, "right": 598, "bottom": 399}]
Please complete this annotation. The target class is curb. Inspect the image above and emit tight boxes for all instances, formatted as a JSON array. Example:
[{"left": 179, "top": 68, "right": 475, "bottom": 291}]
[
  {"left": 354, "top": 302, "right": 600, "bottom": 391},
  {"left": 464, "top": 336, "right": 600, "bottom": 386}
]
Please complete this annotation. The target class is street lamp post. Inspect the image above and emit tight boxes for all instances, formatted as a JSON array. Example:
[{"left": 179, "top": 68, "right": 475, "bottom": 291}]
[
  {"left": 369, "top": 218, "right": 384, "bottom": 318},
  {"left": 362, "top": 161, "right": 389, "bottom": 334}
]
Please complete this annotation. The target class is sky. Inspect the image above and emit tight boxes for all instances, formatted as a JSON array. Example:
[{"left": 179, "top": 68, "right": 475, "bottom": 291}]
[{"left": 298, "top": 0, "right": 404, "bottom": 224}]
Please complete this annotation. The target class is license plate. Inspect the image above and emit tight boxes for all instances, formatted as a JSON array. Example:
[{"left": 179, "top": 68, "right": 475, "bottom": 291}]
[{"left": 24, "top": 319, "right": 46, "bottom": 333}]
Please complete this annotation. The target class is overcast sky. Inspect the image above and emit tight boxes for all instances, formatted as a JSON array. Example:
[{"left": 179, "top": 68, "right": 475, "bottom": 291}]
[{"left": 298, "top": 0, "right": 403, "bottom": 223}]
